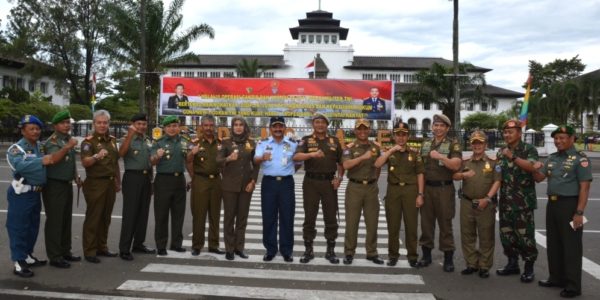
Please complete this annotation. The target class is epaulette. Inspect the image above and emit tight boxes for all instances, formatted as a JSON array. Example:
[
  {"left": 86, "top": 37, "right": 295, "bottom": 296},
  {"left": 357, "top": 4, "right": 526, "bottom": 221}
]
[
  {"left": 578, "top": 151, "right": 587, "bottom": 158},
  {"left": 181, "top": 135, "right": 191, "bottom": 141}
]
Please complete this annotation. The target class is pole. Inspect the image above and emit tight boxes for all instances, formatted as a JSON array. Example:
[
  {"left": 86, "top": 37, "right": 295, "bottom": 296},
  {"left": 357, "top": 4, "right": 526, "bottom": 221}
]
[
  {"left": 452, "top": 0, "right": 460, "bottom": 132},
  {"left": 139, "top": 0, "right": 147, "bottom": 113}
]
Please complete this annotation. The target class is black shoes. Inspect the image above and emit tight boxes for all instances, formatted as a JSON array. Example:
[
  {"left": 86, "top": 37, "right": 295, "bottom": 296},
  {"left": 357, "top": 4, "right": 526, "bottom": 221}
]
[
  {"left": 520, "top": 261, "right": 535, "bottom": 283},
  {"left": 208, "top": 248, "right": 225, "bottom": 255},
  {"left": 169, "top": 246, "right": 186, "bottom": 253},
  {"left": 85, "top": 256, "right": 100, "bottom": 263},
  {"left": 63, "top": 254, "right": 81, "bottom": 262},
  {"left": 299, "top": 241, "right": 314, "bottom": 264},
  {"left": 366, "top": 256, "right": 384, "bottom": 265},
  {"left": 191, "top": 249, "right": 201, "bottom": 256},
  {"left": 479, "top": 269, "right": 490, "bottom": 278},
  {"left": 96, "top": 250, "right": 118, "bottom": 257},
  {"left": 560, "top": 289, "right": 581, "bottom": 298},
  {"left": 132, "top": 245, "right": 156, "bottom": 254},
  {"left": 443, "top": 251, "right": 454, "bottom": 272},
  {"left": 409, "top": 260, "right": 419, "bottom": 268},
  {"left": 234, "top": 251, "right": 249, "bottom": 259},
  {"left": 461, "top": 267, "right": 479, "bottom": 275},
  {"left": 343, "top": 255, "right": 353, "bottom": 265},
  {"left": 225, "top": 252, "right": 235, "bottom": 261},
  {"left": 497, "top": 256, "right": 520, "bottom": 276},
  {"left": 157, "top": 249, "right": 168, "bottom": 256},
  {"left": 26, "top": 254, "right": 47, "bottom": 267},
  {"left": 263, "top": 253, "right": 275, "bottom": 262},
  {"left": 417, "top": 246, "right": 432, "bottom": 267},
  {"left": 283, "top": 255, "right": 293, "bottom": 262},
  {"left": 325, "top": 240, "right": 339, "bottom": 264},
  {"left": 119, "top": 252, "right": 134, "bottom": 261},
  {"left": 387, "top": 258, "right": 398, "bottom": 266},
  {"left": 13, "top": 260, "right": 33, "bottom": 278},
  {"left": 50, "top": 259, "right": 71, "bottom": 269},
  {"left": 539, "top": 279, "right": 564, "bottom": 288}
]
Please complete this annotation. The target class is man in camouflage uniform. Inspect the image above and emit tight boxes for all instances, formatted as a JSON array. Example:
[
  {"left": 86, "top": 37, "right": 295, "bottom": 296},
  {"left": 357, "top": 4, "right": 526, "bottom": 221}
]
[
  {"left": 534, "top": 125, "right": 592, "bottom": 298},
  {"left": 496, "top": 120, "right": 538, "bottom": 283}
]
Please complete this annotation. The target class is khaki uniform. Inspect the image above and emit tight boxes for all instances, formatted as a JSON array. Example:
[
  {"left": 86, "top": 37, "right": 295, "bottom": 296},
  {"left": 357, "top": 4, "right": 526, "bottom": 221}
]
[
  {"left": 190, "top": 137, "right": 222, "bottom": 251},
  {"left": 80, "top": 133, "right": 119, "bottom": 257},
  {"left": 217, "top": 137, "right": 259, "bottom": 253},
  {"left": 384, "top": 149, "right": 424, "bottom": 261},
  {"left": 296, "top": 134, "right": 343, "bottom": 242},
  {"left": 419, "top": 137, "right": 462, "bottom": 251},
  {"left": 342, "top": 142, "right": 381, "bottom": 257},
  {"left": 459, "top": 155, "right": 501, "bottom": 270}
]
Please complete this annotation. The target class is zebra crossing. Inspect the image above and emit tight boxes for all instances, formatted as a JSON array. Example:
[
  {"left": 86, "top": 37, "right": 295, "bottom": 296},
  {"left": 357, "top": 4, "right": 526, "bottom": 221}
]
[{"left": 116, "top": 174, "right": 435, "bottom": 299}]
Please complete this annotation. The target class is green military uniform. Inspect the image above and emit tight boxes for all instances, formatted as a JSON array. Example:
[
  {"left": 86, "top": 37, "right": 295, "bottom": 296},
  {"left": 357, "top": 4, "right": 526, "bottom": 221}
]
[
  {"left": 190, "top": 136, "right": 222, "bottom": 252},
  {"left": 459, "top": 154, "right": 501, "bottom": 271},
  {"left": 43, "top": 131, "right": 77, "bottom": 262},
  {"left": 296, "top": 133, "right": 343, "bottom": 242},
  {"left": 119, "top": 131, "right": 153, "bottom": 254},
  {"left": 81, "top": 132, "right": 119, "bottom": 257},
  {"left": 540, "top": 130, "right": 592, "bottom": 294},
  {"left": 496, "top": 140, "right": 538, "bottom": 262},
  {"left": 385, "top": 147, "right": 424, "bottom": 262},
  {"left": 152, "top": 132, "right": 191, "bottom": 251},
  {"left": 342, "top": 141, "right": 381, "bottom": 258},
  {"left": 419, "top": 136, "right": 462, "bottom": 251}
]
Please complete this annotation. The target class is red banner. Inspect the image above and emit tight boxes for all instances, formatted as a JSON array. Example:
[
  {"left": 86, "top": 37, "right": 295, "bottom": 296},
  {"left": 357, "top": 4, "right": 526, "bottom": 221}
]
[{"left": 160, "top": 77, "right": 394, "bottom": 120}]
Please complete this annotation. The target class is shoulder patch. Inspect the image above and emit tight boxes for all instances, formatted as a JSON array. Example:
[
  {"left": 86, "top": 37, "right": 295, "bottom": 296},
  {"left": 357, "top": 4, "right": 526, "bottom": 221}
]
[
  {"left": 343, "top": 149, "right": 350, "bottom": 155},
  {"left": 82, "top": 143, "right": 91, "bottom": 152},
  {"left": 495, "top": 165, "right": 502, "bottom": 172}
]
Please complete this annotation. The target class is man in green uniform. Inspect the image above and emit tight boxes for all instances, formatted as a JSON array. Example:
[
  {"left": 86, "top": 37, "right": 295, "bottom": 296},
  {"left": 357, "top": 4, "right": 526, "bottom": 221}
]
[
  {"left": 187, "top": 115, "right": 225, "bottom": 256},
  {"left": 293, "top": 113, "right": 344, "bottom": 264},
  {"left": 496, "top": 119, "right": 538, "bottom": 283},
  {"left": 534, "top": 125, "right": 592, "bottom": 298},
  {"left": 118, "top": 113, "right": 155, "bottom": 261},
  {"left": 341, "top": 119, "right": 383, "bottom": 265},
  {"left": 374, "top": 121, "right": 424, "bottom": 267},
  {"left": 453, "top": 130, "right": 501, "bottom": 278},
  {"left": 418, "top": 114, "right": 462, "bottom": 272},
  {"left": 151, "top": 116, "right": 192, "bottom": 255},
  {"left": 43, "top": 110, "right": 81, "bottom": 268},
  {"left": 80, "top": 110, "right": 120, "bottom": 263}
]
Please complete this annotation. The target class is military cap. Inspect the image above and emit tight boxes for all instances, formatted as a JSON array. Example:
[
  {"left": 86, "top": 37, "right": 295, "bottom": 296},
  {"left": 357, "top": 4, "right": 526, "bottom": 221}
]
[
  {"left": 312, "top": 112, "right": 330, "bottom": 125},
  {"left": 469, "top": 130, "right": 487, "bottom": 143},
  {"left": 131, "top": 113, "right": 147, "bottom": 122},
  {"left": 51, "top": 110, "right": 71, "bottom": 124},
  {"left": 502, "top": 119, "right": 522, "bottom": 130},
  {"left": 551, "top": 125, "right": 575, "bottom": 137},
  {"left": 161, "top": 115, "right": 179, "bottom": 126},
  {"left": 393, "top": 121, "right": 410, "bottom": 134},
  {"left": 354, "top": 118, "right": 371, "bottom": 129},
  {"left": 433, "top": 114, "right": 451, "bottom": 127},
  {"left": 19, "top": 114, "right": 43, "bottom": 128},
  {"left": 270, "top": 116, "right": 285, "bottom": 126}
]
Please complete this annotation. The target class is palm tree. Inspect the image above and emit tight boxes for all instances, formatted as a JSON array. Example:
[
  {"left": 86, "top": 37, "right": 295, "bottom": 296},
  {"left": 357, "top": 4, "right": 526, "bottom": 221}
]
[
  {"left": 103, "top": 0, "right": 214, "bottom": 120},
  {"left": 236, "top": 58, "right": 263, "bottom": 78}
]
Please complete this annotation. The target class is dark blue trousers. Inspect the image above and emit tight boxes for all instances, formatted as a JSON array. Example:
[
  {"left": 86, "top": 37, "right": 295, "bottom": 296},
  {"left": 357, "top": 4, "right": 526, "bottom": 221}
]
[
  {"left": 6, "top": 186, "right": 41, "bottom": 261},
  {"left": 261, "top": 176, "right": 295, "bottom": 256}
]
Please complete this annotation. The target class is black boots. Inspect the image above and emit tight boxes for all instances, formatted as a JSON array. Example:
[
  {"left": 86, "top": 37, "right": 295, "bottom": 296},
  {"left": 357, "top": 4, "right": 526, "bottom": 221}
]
[
  {"left": 325, "top": 240, "right": 339, "bottom": 264},
  {"left": 520, "top": 261, "right": 535, "bottom": 283},
  {"left": 417, "top": 246, "right": 432, "bottom": 267},
  {"left": 496, "top": 256, "right": 521, "bottom": 276},
  {"left": 299, "top": 240, "right": 314, "bottom": 264},
  {"left": 443, "top": 251, "right": 454, "bottom": 272}
]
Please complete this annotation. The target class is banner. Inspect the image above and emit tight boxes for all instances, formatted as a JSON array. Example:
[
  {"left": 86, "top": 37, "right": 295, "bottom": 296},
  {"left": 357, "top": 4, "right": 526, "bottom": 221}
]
[
  {"left": 160, "top": 77, "right": 394, "bottom": 120},
  {"left": 519, "top": 74, "right": 532, "bottom": 128}
]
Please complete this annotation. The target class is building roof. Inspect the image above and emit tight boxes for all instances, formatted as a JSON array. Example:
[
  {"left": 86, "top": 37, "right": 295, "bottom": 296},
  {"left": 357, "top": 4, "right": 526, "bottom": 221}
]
[
  {"left": 577, "top": 68, "right": 600, "bottom": 81},
  {"left": 289, "top": 10, "right": 349, "bottom": 40},
  {"left": 346, "top": 56, "right": 492, "bottom": 73},
  {"left": 166, "top": 54, "right": 286, "bottom": 69},
  {"left": 0, "top": 55, "right": 27, "bottom": 69},
  {"left": 394, "top": 83, "right": 523, "bottom": 98}
]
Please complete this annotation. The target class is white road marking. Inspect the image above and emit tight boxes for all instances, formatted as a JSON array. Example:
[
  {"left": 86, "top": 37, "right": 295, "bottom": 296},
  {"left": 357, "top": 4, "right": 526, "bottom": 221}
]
[
  {"left": 535, "top": 231, "right": 600, "bottom": 280},
  {"left": 0, "top": 288, "right": 168, "bottom": 300},
  {"left": 536, "top": 229, "right": 600, "bottom": 233}
]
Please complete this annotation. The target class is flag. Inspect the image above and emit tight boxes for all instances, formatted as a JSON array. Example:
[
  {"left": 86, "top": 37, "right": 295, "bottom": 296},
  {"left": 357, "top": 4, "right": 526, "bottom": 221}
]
[
  {"left": 304, "top": 59, "right": 315, "bottom": 73},
  {"left": 90, "top": 72, "right": 97, "bottom": 105},
  {"left": 519, "top": 74, "right": 532, "bottom": 128}
]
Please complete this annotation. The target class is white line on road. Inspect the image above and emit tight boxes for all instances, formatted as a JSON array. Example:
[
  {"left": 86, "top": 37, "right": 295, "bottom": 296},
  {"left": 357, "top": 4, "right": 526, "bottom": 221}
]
[
  {"left": 535, "top": 231, "right": 600, "bottom": 280},
  {"left": 117, "top": 280, "right": 435, "bottom": 300},
  {"left": 536, "top": 229, "right": 600, "bottom": 233},
  {"left": 0, "top": 288, "right": 168, "bottom": 300}
]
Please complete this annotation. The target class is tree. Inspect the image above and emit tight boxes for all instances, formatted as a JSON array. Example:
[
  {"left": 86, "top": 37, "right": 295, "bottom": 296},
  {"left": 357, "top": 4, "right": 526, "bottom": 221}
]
[
  {"left": 103, "top": 0, "right": 215, "bottom": 120},
  {"left": 236, "top": 58, "right": 263, "bottom": 78},
  {"left": 461, "top": 112, "right": 508, "bottom": 130}
]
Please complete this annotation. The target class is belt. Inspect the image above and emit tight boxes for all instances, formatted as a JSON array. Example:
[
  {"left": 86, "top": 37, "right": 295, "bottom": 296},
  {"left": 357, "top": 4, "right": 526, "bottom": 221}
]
[
  {"left": 88, "top": 176, "right": 115, "bottom": 180},
  {"left": 305, "top": 172, "right": 335, "bottom": 181},
  {"left": 548, "top": 195, "right": 578, "bottom": 201},
  {"left": 195, "top": 172, "right": 220, "bottom": 179},
  {"left": 425, "top": 180, "right": 453, "bottom": 187},
  {"left": 47, "top": 178, "right": 73, "bottom": 184},
  {"left": 126, "top": 169, "right": 152, "bottom": 175},
  {"left": 349, "top": 178, "right": 377, "bottom": 185},
  {"left": 31, "top": 186, "right": 43, "bottom": 192},
  {"left": 461, "top": 194, "right": 474, "bottom": 201},
  {"left": 263, "top": 175, "right": 292, "bottom": 181},
  {"left": 157, "top": 172, "right": 183, "bottom": 177},
  {"left": 389, "top": 182, "right": 414, "bottom": 186}
]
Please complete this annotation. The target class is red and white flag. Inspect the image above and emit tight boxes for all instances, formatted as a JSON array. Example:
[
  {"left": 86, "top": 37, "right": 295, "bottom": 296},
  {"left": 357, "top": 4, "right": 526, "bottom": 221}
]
[{"left": 304, "top": 59, "right": 315, "bottom": 73}]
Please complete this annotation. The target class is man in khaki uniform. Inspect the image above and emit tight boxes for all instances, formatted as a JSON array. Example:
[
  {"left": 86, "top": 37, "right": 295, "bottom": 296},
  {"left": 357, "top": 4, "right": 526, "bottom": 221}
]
[
  {"left": 341, "top": 119, "right": 383, "bottom": 265},
  {"left": 375, "top": 121, "right": 424, "bottom": 267},
  {"left": 418, "top": 114, "right": 462, "bottom": 272},
  {"left": 453, "top": 130, "right": 501, "bottom": 278}
]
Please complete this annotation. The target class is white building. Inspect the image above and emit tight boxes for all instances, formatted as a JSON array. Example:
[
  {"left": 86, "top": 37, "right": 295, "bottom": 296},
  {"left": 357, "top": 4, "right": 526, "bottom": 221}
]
[
  {"left": 0, "top": 56, "right": 69, "bottom": 106},
  {"left": 166, "top": 9, "right": 523, "bottom": 130}
]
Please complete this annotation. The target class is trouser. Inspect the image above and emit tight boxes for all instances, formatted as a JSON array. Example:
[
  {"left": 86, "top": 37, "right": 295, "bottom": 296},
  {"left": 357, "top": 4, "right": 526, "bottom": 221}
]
[
  {"left": 499, "top": 207, "right": 538, "bottom": 262},
  {"left": 546, "top": 197, "right": 582, "bottom": 293},
  {"left": 460, "top": 198, "right": 496, "bottom": 270},
  {"left": 385, "top": 184, "right": 418, "bottom": 261},
  {"left": 302, "top": 177, "right": 338, "bottom": 241},
  {"left": 261, "top": 176, "right": 295, "bottom": 256},
  {"left": 6, "top": 187, "right": 41, "bottom": 261},
  {"left": 223, "top": 190, "right": 252, "bottom": 253},
  {"left": 154, "top": 174, "right": 186, "bottom": 250},
  {"left": 119, "top": 171, "right": 152, "bottom": 253},
  {"left": 419, "top": 184, "right": 456, "bottom": 251},
  {"left": 191, "top": 175, "right": 222, "bottom": 251},
  {"left": 82, "top": 177, "right": 116, "bottom": 257},
  {"left": 42, "top": 179, "right": 74, "bottom": 261},
  {"left": 344, "top": 181, "right": 379, "bottom": 257}
]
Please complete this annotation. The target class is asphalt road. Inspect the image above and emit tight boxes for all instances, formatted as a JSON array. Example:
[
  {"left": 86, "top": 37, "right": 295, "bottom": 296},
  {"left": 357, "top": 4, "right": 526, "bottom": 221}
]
[{"left": 0, "top": 159, "right": 599, "bottom": 300}]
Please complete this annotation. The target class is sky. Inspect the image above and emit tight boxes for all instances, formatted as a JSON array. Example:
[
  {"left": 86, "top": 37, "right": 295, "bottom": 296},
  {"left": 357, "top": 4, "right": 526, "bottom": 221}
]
[{"left": 1, "top": 0, "right": 600, "bottom": 92}]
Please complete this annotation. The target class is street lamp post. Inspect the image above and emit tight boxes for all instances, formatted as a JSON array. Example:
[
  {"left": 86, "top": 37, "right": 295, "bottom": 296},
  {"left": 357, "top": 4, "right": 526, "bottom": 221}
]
[{"left": 452, "top": 0, "right": 460, "bottom": 132}]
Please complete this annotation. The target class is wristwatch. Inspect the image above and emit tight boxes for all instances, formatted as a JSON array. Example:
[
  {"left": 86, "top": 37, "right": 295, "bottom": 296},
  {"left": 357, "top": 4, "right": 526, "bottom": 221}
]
[
  {"left": 417, "top": 192, "right": 424, "bottom": 197},
  {"left": 575, "top": 210, "right": 584, "bottom": 216}
]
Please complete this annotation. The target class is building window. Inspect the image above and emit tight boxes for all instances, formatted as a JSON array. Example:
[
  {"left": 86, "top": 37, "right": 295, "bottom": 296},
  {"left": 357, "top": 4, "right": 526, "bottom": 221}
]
[
  {"left": 28, "top": 80, "right": 35, "bottom": 92},
  {"left": 362, "top": 74, "right": 373, "bottom": 80},
  {"left": 197, "top": 72, "right": 208, "bottom": 78},
  {"left": 403, "top": 74, "right": 417, "bottom": 83},
  {"left": 308, "top": 35, "right": 314, "bottom": 43},
  {"left": 171, "top": 71, "right": 181, "bottom": 77},
  {"left": 316, "top": 35, "right": 322, "bottom": 44},
  {"left": 375, "top": 74, "right": 387, "bottom": 80},
  {"left": 183, "top": 71, "right": 195, "bottom": 78},
  {"left": 491, "top": 101, "right": 497, "bottom": 110},
  {"left": 40, "top": 82, "right": 48, "bottom": 93},
  {"left": 422, "top": 118, "right": 431, "bottom": 131},
  {"left": 263, "top": 72, "right": 274, "bottom": 78},
  {"left": 408, "top": 103, "right": 417, "bottom": 110},
  {"left": 389, "top": 74, "right": 402, "bottom": 82},
  {"left": 300, "top": 34, "right": 306, "bottom": 43},
  {"left": 16, "top": 78, "right": 24, "bottom": 89},
  {"left": 481, "top": 101, "right": 488, "bottom": 111},
  {"left": 224, "top": 71, "right": 235, "bottom": 78},
  {"left": 324, "top": 35, "right": 329, "bottom": 44},
  {"left": 408, "top": 118, "right": 417, "bottom": 130},
  {"left": 423, "top": 103, "right": 431, "bottom": 110},
  {"left": 210, "top": 72, "right": 221, "bottom": 78},
  {"left": 2, "top": 76, "right": 13, "bottom": 88},
  {"left": 466, "top": 101, "right": 474, "bottom": 111},
  {"left": 331, "top": 35, "right": 337, "bottom": 44}
]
